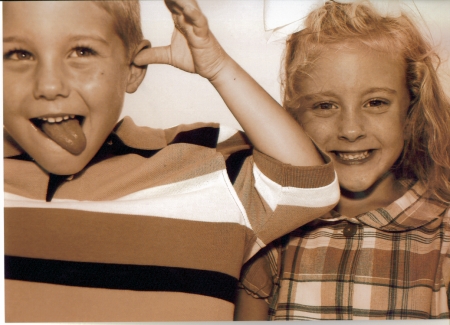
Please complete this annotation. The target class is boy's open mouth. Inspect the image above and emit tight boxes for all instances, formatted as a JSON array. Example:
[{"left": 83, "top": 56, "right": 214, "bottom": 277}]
[{"left": 31, "top": 115, "right": 86, "bottom": 155}]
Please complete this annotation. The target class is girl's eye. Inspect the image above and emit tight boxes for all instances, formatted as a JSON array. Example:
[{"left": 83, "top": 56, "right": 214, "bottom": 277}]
[
  {"left": 70, "top": 47, "right": 96, "bottom": 58},
  {"left": 4, "top": 50, "right": 34, "bottom": 61},
  {"left": 313, "top": 102, "right": 338, "bottom": 110},
  {"left": 365, "top": 99, "right": 388, "bottom": 108}
]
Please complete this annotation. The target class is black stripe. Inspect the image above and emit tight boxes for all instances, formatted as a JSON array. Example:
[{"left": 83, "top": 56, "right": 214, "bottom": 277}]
[
  {"left": 46, "top": 174, "right": 71, "bottom": 202},
  {"left": 5, "top": 152, "right": 34, "bottom": 162},
  {"left": 5, "top": 255, "right": 237, "bottom": 303},
  {"left": 225, "top": 149, "right": 253, "bottom": 184},
  {"left": 170, "top": 127, "right": 219, "bottom": 148}
]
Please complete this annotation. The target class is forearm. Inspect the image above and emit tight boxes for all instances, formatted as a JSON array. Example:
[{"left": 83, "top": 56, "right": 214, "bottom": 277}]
[{"left": 210, "top": 55, "right": 323, "bottom": 167}]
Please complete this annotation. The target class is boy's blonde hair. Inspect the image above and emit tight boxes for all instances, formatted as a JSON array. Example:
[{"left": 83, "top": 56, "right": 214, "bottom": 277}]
[
  {"left": 283, "top": 0, "right": 450, "bottom": 203},
  {"left": 94, "top": 0, "right": 144, "bottom": 60}
]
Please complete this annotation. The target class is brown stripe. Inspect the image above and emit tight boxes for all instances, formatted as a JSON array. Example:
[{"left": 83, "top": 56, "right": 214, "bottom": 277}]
[
  {"left": 257, "top": 204, "right": 338, "bottom": 245},
  {"left": 5, "top": 145, "right": 226, "bottom": 201},
  {"left": 253, "top": 149, "right": 335, "bottom": 188},
  {"left": 4, "top": 159, "right": 49, "bottom": 200},
  {"left": 216, "top": 130, "right": 251, "bottom": 160},
  {"left": 163, "top": 122, "right": 220, "bottom": 144},
  {"left": 54, "top": 145, "right": 225, "bottom": 200},
  {"left": 5, "top": 207, "right": 248, "bottom": 277},
  {"left": 113, "top": 116, "right": 167, "bottom": 149},
  {"left": 5, "top": 279, "right": 233, "bottom": 322}
]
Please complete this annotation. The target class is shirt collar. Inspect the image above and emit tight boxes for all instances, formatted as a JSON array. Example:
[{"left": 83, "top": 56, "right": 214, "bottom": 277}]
[
  {"left": 3, "top": 117, "right": 168, "bottom": 160},
  {"left": 321, "top": 180, "right": 448, "bottom": 232},
  {"left": 3, "top": 117, "right": 168, "bottom": 202},
  {"left": 356, "top": 180, "right": 447, "bottom": 231}
]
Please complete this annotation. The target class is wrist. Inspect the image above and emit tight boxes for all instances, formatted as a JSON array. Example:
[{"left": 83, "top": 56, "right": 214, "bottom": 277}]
[{"left": 207, "top": 55, "right": 239, "bottom": 85}]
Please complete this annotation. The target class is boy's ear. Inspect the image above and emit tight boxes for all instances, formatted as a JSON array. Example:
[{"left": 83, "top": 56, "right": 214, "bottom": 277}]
[{"left": 126, "top": 40, "right": 152, "bottom": 94}]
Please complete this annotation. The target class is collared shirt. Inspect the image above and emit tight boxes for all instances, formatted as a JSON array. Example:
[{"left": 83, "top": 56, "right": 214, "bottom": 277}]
[
  {"left": 4, "top": 117, "right": 339, "bottom": 322},
  {"left": 240, "top": 180, "right": 450, "bottom": 320}
]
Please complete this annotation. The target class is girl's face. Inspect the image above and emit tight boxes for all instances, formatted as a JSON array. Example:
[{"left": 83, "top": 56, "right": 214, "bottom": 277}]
[{"left": 294, "top": 43, "right": 410, "bottom": 193}]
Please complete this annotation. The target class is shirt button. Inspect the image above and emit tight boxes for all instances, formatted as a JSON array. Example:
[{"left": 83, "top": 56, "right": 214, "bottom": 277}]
[{"left": 343, "top": 223, "right": 358, "bottom": 237}]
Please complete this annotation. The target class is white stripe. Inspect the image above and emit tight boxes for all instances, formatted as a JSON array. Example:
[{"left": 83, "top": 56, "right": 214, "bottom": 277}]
[
  {"left": 4, "top": 170, "right": 248, "bottom": 225},
  {"left": 254, "top": 166, "right": 339, "bottom": 211}
]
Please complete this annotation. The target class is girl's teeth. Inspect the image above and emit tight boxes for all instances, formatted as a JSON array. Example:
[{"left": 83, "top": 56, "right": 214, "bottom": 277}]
[
  {"left": 338, "top": 151, "right": 370, "bottom": 161},
  {"left": 47, "top": 117, "right": 56, "bottom": 123}
]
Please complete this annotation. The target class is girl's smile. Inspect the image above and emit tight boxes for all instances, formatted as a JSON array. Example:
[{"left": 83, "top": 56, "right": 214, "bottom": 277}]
[
  {"left": 294, "top": 42, "right": 410, "bottom": 199},
  {"left": 332, "top": 149, "right": 373, "bottom": 164}
]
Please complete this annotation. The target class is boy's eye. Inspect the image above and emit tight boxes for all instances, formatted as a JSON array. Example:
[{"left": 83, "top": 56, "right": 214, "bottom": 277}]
[
  {"left": 70, "top": 47, "right": 96, "bottom": 58},
  {"left": 4, "top": 50, "right": 34, "bottom": 61}
]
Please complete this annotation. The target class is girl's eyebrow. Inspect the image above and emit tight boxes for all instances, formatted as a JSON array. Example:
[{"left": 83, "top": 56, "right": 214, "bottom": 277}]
[
  {"left": 300, "top": 87, "right": 398, "bottom": 101},
  {"left": 363, "top": 87, "right": 397, "bottom": 95},
  {"left": 300, "top": 91, "right": 337, "bottom": 101}
]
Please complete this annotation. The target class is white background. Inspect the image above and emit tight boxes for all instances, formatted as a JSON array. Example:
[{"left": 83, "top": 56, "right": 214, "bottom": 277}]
[{"left": 122, "top": 0, "right": 450, "bottom": 131}]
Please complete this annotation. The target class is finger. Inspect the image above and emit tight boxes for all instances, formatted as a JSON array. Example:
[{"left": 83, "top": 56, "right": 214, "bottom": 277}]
[
  {"left": 167, "top": 0, "right": 207, "bottom": 31},
  {"left": 133, "top": 46, "right": 171, "bottom": 66}
]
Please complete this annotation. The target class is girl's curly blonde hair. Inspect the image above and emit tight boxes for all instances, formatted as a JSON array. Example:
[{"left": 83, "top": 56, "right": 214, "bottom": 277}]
[{"left": 283, "top": 0, "right": 450, "bottom": 203}]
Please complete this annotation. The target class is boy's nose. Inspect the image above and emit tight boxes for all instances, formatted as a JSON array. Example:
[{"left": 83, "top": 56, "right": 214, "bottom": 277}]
[
  {"left": 33, "top": 60, "right": 70, "bottom": 100},
  {"left": 337, "top": 109, "right": 366, "bottom": 142}
]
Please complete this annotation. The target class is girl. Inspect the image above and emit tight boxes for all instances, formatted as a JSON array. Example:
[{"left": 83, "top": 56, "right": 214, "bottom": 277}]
[{"left": 235, "top": 0, "right": 450, "bottom": 320}]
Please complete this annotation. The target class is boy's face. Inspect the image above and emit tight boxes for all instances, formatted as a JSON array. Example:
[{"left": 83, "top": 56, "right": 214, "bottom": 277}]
[
  {"left": 294, "top": 43, "right": 410, "bottom": 194},
  {"left": 3, "top": 1, "right": 134, "bottom": 175}
]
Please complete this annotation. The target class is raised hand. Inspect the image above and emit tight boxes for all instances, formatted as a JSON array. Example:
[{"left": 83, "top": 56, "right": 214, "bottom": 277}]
[
  {"left": 135, "top": 0, "right": 324, "bottom": 168},
  {"left": 134, "top": 0, "right": 227, "bottom": 81}
]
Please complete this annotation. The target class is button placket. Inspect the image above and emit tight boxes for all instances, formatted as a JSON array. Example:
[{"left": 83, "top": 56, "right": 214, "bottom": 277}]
[{"left": 343, "top": 223, "right": 358, "bottom": 237}]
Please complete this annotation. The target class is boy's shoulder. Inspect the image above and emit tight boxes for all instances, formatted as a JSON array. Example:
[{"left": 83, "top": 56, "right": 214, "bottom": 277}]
[{"left": 113, "top": 116, "right": 248, "bottom": 153}]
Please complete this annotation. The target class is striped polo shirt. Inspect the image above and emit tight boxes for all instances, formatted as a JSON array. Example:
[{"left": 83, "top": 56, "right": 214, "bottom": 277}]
[{"left": 4, "top": 116, "right": 339, "bottom": 322}]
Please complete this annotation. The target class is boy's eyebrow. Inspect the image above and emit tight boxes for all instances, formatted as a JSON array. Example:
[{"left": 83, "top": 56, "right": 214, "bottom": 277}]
[
  {"left": 3, "top": 35, "right": 109, "bottom": 45},
  {"left": 3, "top": 36, "right": 29, "bottom": 43},
  {"left": 68, "top": 34, "right": 109, "bottom": 45}
]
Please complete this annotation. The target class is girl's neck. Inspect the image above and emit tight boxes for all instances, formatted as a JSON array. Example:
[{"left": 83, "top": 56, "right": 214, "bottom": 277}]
[{"left": 335, "top": 171, "right": 407, "bottom": 218}]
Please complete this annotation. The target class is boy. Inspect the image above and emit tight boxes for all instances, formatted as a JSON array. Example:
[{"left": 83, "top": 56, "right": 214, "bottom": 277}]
[{"left": 3, "top": 0, "right": 339, "bottom": 321}]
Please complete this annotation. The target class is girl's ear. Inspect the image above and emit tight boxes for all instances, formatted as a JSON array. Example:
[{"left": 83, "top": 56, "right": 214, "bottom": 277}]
[{"left": 126, "top": 40, "right": 152, "bottom": 94}]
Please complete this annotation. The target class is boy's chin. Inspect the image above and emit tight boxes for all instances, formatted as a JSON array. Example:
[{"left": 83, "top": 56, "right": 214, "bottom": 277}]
[{"left": 34, "top": 151, "right": 93, "bottom": 176}]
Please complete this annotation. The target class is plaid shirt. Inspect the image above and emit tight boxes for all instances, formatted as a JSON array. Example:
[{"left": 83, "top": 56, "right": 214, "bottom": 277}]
[{"left": 241, "top": 180, "right": 450, "bottom": 320}]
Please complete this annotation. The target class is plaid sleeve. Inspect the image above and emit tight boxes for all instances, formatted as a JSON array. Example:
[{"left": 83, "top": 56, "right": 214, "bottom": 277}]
[
  {"left": 239, "top": 242, "right": 280, "bottom": 302},
  {"left": 443, "top": 208, "right": 450, "bottom": 310}
]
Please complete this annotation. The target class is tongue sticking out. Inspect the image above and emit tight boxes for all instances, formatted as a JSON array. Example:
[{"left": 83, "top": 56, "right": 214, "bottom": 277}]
[{"left": 41, "top": 118, "right": 86, "bottom": 155}]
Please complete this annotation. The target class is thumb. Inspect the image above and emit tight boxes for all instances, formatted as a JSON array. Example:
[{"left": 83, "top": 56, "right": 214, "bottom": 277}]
[{"left": 133, "top": 46, "right": 172, "bottom": 66}]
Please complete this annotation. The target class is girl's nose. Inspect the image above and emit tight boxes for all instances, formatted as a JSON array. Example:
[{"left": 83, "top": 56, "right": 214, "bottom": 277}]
[
  {"left": 33, "top": 60, "right": 70, "bottom": 100},
  {"left": 337, "top": 109, "right": 366, "bottom": 142}
]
